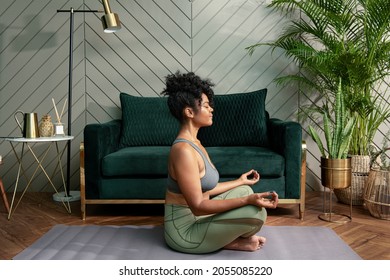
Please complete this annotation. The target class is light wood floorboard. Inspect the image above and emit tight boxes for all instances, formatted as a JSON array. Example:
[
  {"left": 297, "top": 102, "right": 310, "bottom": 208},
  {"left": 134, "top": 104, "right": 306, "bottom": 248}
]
[{"left": 0, "top": 191, "right": 389, "bottom": 260}]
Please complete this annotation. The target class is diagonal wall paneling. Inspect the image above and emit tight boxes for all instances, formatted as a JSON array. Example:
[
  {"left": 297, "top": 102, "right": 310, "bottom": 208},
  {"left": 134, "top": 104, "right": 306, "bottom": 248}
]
[{"left": 0, "top": 0, "right": 300, "bottom": 194}]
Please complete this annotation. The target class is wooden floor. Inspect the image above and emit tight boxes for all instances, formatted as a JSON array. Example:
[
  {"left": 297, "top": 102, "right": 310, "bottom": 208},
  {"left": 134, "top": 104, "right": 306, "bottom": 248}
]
[{"left": 0, "top": 191, "right": 389, "bottom": 260}]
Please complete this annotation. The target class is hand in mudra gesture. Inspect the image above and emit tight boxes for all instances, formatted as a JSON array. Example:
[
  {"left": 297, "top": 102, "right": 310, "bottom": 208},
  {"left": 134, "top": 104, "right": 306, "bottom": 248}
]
[
  {"left": 239, "top": 170, "right": 278, "bottom": 209},
  {"left": 239, "top": 169, "right": 260, "bottom": 186},
  {"left": 248, "top": 191, "right": 279, "bottom": 209}
]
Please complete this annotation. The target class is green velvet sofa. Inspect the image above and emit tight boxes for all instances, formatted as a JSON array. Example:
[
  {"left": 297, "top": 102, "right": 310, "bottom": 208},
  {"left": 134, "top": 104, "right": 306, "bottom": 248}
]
[{"left": 80, "top": 89, "right": 306, "bottom": 220}]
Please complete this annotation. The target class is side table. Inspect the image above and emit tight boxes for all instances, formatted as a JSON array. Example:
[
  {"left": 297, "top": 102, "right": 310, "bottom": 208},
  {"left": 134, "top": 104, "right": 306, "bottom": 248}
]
[{"left": 5, "top": 136, "right": 74, "bottom": 220}]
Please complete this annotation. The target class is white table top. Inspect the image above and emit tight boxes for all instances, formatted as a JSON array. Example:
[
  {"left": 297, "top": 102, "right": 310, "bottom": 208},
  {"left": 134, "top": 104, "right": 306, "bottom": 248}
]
[{"left": 4, "top": 136, "right": 74, "bottom": 143}]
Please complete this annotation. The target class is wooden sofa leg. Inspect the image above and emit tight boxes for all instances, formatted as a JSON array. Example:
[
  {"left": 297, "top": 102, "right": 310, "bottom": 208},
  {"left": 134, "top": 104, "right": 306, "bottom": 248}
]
[
  {"left": 299, "top": 205, "right": 304, "bottom": 220},
  {"left": 300, "top": 141, "right": 307, "bottom": 220},
  {"left": 81, "top": 204, "right": 86, "bottom": 221},
  {"left": 80, "top": 142, "right": 86, "bottom": 220}
]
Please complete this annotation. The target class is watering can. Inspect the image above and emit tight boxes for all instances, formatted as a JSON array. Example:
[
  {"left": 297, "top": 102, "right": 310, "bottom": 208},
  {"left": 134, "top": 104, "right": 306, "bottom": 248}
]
[{"left": 14, "top": 110, "right": 40, "bottom": 138}]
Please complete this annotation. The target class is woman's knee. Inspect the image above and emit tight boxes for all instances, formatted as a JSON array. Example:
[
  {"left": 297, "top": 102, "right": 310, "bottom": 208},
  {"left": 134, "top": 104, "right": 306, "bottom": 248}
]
[
  {"left": 236, "top": 185, "right": 254, "bottom": 195},
  {"left": 213, "top": 204, "right": 266, "bottom": 224},
  {"left": 213, "top": 185, "right": 253, "bottom": 200}
]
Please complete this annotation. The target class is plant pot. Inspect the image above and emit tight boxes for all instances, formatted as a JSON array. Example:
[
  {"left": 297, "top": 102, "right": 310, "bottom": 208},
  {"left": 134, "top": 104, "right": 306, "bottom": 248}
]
[
  {"left": 321, "top": 157, "right": 352, "bottom": 189},
  {"left": 363, "top": 168, "right": 390, "bottom": 220},
  {"left": 334, "top": 155, "right": 370, "bottom": 205},
  {"left": 319, "top": 157, "right": 352, "bottom": 223}
]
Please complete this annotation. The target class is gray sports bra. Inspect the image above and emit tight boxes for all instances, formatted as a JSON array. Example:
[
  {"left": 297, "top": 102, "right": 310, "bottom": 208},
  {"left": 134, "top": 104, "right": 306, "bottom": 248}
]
[{"left": 167, "top": 138, "right": 219, "bottom": 194}]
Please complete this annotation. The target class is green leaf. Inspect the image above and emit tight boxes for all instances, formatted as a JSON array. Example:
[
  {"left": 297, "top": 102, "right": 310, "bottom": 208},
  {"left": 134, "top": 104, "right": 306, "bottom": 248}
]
[
  {"left": 309, "top": 126, "right": 326, "bottom": 158},
  {"left": 338, "top": 117, "right": 356, "bottom": 158}
]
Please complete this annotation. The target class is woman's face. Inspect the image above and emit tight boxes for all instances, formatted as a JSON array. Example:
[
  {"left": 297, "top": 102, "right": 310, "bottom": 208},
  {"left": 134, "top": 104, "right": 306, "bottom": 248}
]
[{"left": 194, "top": 93, "right": 214, "bottom": 127}]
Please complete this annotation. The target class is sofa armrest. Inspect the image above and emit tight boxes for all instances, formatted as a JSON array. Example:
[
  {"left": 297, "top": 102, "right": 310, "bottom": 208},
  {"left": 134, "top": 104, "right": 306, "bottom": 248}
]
[
  {"left": 267, "top": 118, "right": 302, "bottom": 199},
  {"left": 84, "top": 119, "right": 122, "bottom": 199}
]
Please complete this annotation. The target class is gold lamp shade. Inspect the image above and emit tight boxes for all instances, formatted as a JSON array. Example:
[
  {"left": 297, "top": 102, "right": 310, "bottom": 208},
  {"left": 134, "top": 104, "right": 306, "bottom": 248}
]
[{"left": 101, "top": 0, "right": 121, "bottom": 33}]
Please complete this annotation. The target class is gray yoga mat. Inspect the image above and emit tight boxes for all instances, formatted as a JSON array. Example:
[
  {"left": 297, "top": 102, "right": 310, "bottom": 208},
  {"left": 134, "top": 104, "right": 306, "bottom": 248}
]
[{"left": 13, "top": 224, "right": 361, "bottom": 260}]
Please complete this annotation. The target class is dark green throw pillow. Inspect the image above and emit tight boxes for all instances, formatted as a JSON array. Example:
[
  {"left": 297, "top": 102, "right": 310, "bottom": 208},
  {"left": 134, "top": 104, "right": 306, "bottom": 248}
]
[
  {"left": 119, "top": 93, "right": 179, "bottom": 147},
  {"left": 198, "top": 89, "right": 268, "bottom": 147}
]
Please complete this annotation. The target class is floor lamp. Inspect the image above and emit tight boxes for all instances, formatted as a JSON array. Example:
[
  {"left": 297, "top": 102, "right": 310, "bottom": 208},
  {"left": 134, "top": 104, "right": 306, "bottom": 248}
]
[{"left": 53, "top": 0, "right": 121, "bottom": 203}]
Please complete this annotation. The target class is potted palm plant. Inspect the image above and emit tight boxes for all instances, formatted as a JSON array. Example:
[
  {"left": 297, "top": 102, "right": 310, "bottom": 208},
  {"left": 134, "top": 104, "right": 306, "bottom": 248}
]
[{"left": 247, "top": 0, "right": 390, "bottom": 205}]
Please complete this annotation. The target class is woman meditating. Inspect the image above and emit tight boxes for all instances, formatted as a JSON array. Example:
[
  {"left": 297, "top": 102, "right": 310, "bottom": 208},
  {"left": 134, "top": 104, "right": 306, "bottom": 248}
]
[{"left": 162, "top": 71, "right": 278, "bottom": 254}]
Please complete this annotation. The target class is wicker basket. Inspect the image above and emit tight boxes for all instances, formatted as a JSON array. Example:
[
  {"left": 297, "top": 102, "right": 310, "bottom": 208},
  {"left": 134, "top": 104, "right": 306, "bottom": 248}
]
[
  {"left": 335, "top": 155, "right": 370, "bottom": 205},
  {"left": 363, "top": 168, "right": 390, "bottom": 220}
]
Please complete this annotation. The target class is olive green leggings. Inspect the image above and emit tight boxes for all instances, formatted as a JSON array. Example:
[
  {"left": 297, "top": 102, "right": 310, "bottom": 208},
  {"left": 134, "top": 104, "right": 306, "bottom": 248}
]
[{"left": 164, "top": 185, "right": 267, "bottom": 254}]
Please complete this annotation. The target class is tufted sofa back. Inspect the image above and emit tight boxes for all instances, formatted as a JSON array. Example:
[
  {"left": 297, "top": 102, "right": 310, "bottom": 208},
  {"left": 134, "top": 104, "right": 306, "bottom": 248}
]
[{"left": 119, "top": 88, "right": 269, "bottom": 148}]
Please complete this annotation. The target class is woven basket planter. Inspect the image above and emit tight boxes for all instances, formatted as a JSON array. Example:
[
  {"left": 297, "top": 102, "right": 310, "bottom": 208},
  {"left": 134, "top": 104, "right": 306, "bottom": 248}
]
[
  {"left": 334, "top": 155, "right": 370, "bottom": 205},
  {"left": 363, "top": 168, "right": 390, "bottom": 220}
]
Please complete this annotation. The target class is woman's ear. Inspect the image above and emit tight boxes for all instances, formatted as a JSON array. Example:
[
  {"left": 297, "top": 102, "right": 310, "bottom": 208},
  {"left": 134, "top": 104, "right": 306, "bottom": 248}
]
[{"left": 184, "top": 107, "right": 194, "bottom": 118}]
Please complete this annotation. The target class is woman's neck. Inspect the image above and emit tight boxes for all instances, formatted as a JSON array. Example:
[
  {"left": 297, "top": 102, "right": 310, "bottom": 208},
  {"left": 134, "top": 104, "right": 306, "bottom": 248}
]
[{"left": 178, "top": 124, "right": 199, "bottom": 143}]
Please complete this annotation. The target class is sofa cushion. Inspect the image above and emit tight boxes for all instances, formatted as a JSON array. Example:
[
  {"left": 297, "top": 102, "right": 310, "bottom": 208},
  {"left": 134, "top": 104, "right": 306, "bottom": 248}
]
[
  {"left": 119, "top": 93, "right": 179, "bottom": 147},
  {"left": 101, "top": 145, "right": 283, "bottom": 179},
  {"left": 102, "top": 146, "right": 171, "bottom": 177},
  {"left": 119, "top": 89, "right": 268, "bottom": 148},
  {"left": 198, "top": 89, "right": 269, "bottom": 147},
  {"left": 207, "top": 146, "right": 284, "bottom": 177}
]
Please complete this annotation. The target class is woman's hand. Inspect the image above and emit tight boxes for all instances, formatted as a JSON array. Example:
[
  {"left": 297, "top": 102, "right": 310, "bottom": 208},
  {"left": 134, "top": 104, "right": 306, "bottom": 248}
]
[
  {"left": 248, "top": 191, "right": 279, "bottom": 209},
  {"left": 209, "top": 170, "right": 260, "bottom": 197},
  {"left": 239, "top": 169, "right": 260, "bottom": 186}
]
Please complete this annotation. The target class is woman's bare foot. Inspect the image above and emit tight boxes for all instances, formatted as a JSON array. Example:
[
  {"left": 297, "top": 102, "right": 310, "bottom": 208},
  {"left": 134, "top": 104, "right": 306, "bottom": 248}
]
[{"left": 224, "top": 235, "right": 266, "bottom": 252}]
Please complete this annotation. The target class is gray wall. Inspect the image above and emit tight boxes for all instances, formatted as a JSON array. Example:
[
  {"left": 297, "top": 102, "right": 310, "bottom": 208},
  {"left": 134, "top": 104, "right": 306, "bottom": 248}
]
[{"left": 1, "top": 0, "right": 314, "bottom": 194}]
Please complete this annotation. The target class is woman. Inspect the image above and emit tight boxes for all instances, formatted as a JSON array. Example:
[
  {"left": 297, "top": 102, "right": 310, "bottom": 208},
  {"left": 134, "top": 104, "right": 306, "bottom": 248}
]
[{"left": 161, "top": 71, "right": 278, "bottom": 254}]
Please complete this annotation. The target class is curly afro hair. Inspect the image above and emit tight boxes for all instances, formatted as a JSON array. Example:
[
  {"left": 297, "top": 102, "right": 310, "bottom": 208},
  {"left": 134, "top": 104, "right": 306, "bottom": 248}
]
[{"left": 161, "top": 71, "right": 214, "bottom": 123}]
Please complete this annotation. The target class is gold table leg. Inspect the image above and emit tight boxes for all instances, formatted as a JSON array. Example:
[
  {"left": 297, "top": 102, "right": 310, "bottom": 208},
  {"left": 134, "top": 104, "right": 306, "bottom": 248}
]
[{"left": 7, "top": 141, "right": 71, "bottom": 220}]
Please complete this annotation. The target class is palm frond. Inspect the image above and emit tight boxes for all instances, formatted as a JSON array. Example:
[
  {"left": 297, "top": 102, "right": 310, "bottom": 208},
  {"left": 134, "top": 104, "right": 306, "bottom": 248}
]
[{"left": 247, "top": 0, "right": 390, "bottom": 155}]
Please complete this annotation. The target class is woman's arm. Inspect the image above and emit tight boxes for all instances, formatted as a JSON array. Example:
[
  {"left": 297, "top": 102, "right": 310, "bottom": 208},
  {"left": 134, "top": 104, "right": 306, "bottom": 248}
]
[
  {"left": 206, "top": 169, "right": 260, "bottom": 197},
  {"left": 171, "top": 145, "right": 277, "bottom": 216}
]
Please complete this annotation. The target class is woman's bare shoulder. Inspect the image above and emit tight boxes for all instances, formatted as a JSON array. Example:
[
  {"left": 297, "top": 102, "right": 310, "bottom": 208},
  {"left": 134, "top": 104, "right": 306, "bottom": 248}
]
[{"left": 171, "top": 141, "right": 195, "bottom": 159}]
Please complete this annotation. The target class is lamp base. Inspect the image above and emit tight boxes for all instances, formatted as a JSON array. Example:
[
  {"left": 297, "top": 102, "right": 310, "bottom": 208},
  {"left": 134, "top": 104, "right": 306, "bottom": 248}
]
[{"left": 53, "top": 191, "right": 80, "bottom": 202}]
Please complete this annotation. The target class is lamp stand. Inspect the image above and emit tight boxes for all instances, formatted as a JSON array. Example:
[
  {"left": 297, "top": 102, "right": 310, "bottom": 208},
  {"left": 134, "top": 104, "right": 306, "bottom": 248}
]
[
  {"left": 53, "top": 8, "right": 99, "bottom": 203},
  {"left": 53, "top": 3, "right": 120, "bottom": 204}
]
